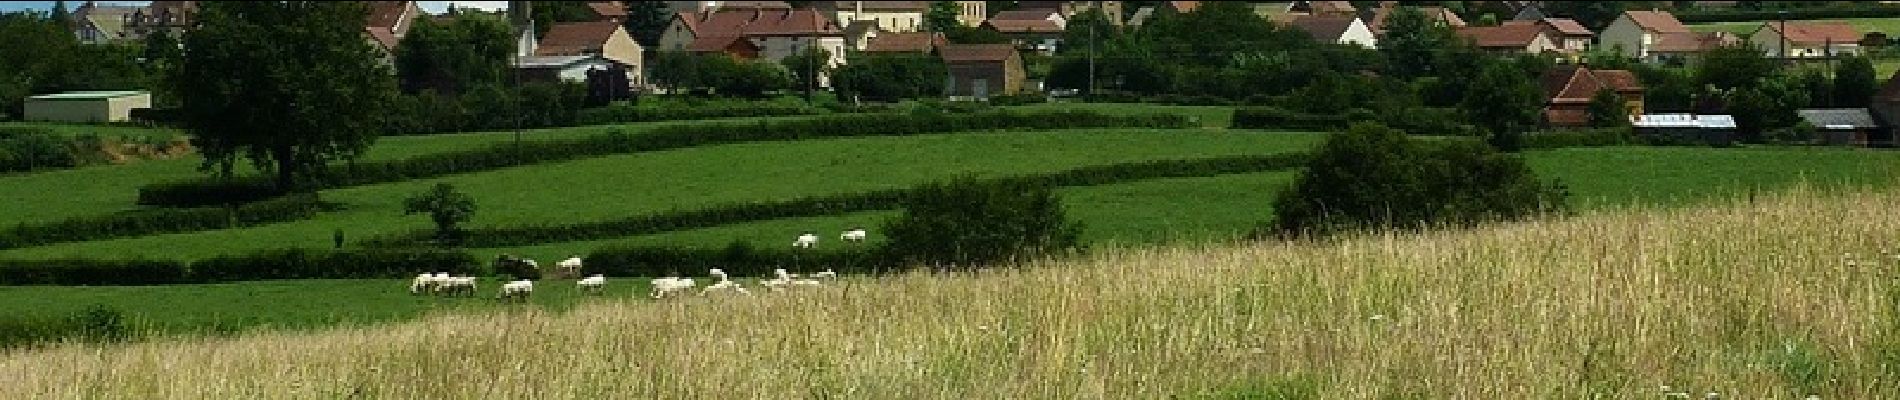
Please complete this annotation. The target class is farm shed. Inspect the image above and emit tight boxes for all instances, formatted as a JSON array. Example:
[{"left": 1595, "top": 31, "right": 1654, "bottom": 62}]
[
  {"left": 1634, "top": 113, "right": 1735, "bottom": 146},
  {"left": 23, "top": 91, "right": 152, "bottom": 123},
  {"left": 1797, "top": 108, "right": 1886, "bottom": 147}
]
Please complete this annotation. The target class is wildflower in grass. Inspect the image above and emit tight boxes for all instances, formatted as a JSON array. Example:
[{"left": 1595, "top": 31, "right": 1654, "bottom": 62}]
[{"left": 1370, "top": 314, "right": 1385, "bottom": 321}]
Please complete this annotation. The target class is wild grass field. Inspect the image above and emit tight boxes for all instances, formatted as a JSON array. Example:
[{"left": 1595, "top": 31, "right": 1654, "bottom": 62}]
[
  {"left": 3, "top": 185, "right": 1895, "bottom": 398},
  {"left": 0, "top": 130, "right": 1323, "bottom": 260}
]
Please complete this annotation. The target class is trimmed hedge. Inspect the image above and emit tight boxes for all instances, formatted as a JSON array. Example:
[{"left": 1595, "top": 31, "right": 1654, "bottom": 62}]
[
  {"left": 138, "top": 110, "right": 1195, "bottom": 207},
  {"left": 0, "top": 249, "right": 479, "bottom": 286},
  {"left": 364, "top": 153, "right": 1311, "bottom": 249},
  {"left": 1231, "top": 107, "right": 1353, "bottom": 131},
  {"left": 0, "top": 193, "right": 330, "bottom": 250},
  {"left": 1674, "top": 7, "right": 1900, "bottom": 23},
  {"left": 0, "top": 305, "right": 133, "bottom": 350},
  {"left": 576, "top": 103, "right": 825, "bottom": 125}
]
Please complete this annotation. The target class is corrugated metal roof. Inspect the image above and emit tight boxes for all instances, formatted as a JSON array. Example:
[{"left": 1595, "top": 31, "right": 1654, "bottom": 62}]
[
  {"left": 29, "top": 91, "right": 149, "bottom": 100},
  {"left": 1797, "top": 108, "right": 1879, "bottom": 129}
]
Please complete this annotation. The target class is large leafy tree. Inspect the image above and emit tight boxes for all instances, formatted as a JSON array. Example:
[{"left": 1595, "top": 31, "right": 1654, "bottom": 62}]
[
  {"left": 1833, "top": 55, "right": 1878, "bottom": 108},
  {"left": 833, "top": 54, "right": 946, "bottom": 101},
  {"left": 925, "top": 1, "right": 960, "bottom": 32},
  {"left": 1697, "top": 43, "right": 1779, "bottom": 91},
  {"left": 622, "top": 0, "right": 671, "bottom": 46},
  {"left": 1379, "top": 5, "right": 1460, "bottom": 80},
  {"left": 179, "top": 2, "right": 397, "bottom": 190},
  {"left": 531, "top": 1, "right": 598, "bottom": 37},
  {"left": 780, "top": 46, "right": 833, "bottom": 93},
  {"left": 396, "top": 16, "right": 513, "bottom": 95},
  {"left": 1461, "top": 60, "right": 1543, "bottom": 151},
  {"left": 1587, "top": 88, "right": 1629, "bottom": 127}
]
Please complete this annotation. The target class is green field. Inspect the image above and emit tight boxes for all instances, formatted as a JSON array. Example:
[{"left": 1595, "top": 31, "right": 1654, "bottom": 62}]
[
  {"left": 1687, "top": 17, "right": 1900, "bottom": 35},
  {"left": 0, "top": 129, "right": 1323, "bottom": 261},
  {"left": 1014, "top": 102, "right": 1237, "bottom": 128}
]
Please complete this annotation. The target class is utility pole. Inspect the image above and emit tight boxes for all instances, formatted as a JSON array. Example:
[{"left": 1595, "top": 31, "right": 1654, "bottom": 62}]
[
  {"left": 1088, "top": 5, "right": 1096, "bottom": 99},
  {"left": 1778, "top": 10, "right": 1787, "bottom": 63}
]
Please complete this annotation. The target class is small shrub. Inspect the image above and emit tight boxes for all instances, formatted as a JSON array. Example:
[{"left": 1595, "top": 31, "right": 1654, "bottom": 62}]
[
  {"left": 880, "top": 177, "right": 1082, "bottom": 268},
  {"left": 404, "top": 183, "right": 476, "bottom": 245},
  {"left": 0, "top": 127, "right": 81, "bottom": 172}
]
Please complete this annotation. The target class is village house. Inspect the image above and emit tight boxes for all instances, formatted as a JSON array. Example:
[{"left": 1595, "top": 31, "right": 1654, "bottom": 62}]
[
  {"left": 956, "top": 1, "right": 988, "bottom": 27},
  {"left": 536, "top": 20, "right": 644, "bottom": 84},
  {"left": 1455, "top": 23, "right": 1557, "bottom": 54},
  {"left": 862, "top": 31, "right": 946, "bottom": 54},
  {"left": 1291, "top": 1, "right": 1356, "bottom": 16},
  {"left": 364, "top": 1, "right": 423, "bottom": 66},
  {"left": 1647, "top": 31, "right": 1739, "bottom": 64},
  {"left": 1599, "top": 10, "right": 1740, "bottom": 64},
  {"left": 657, "top": 8, "right": 848, "bottom": 84},
  {"left": 1540, "top": 65, "right": 1645, "bottom": 128},
  {"left": 941, "top": 44, "right": 1024, "bottom": 100},
  {"left": 70, "top": 1, "right": 139, "bottom": 44},
  {"left": 823, "top": 1, "right": 930, "bottom": 33},
  {"left": 1797, "top": 109, "right": 1884, "bottom": 146},
  {"left": 1020, "top": 1, "right": 1126, "bottom": 25},
  {"left": 122, "top": 1, "right": 195, "bottom": 42},
  {"left": 1503, "top": 18, "right": 1592, "bottom": 54},
  {"left": 686, "top": 35, "right": 764, "bottom": 59},
  {"left": 585, "top": 1, "right": 629, "bottom": 23},
  {"left": 1363, "top": 2, "right": 1467, "bottom": 34},
  {"left": 1751, "top": 21, "right": 1862, "bottom": 59},
  {"left": 664, "top": 1, "right": 792, "bottom": 14},
  {"left": 1280, "top": 15, "right": 1378, "bottom": 49},
  {"left": 983, "top": 9, "right": 1066, "bottom": 54}
]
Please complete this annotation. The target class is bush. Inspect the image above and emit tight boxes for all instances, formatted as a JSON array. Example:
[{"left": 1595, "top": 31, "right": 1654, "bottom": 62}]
[
  {"left": 881, "top": 177, "right": 1082, "bottom": 268},
  {"left": 1523, "top": 127, "right": 1640, "bottom": 149},
  {"left": 1231, "top": 107, "right": 1352, "bottom": 131},
  {"left": 0, "top": 258, "right": 192, "bottom": 285},
  {"left": 0, "top": 127, "right": 81, "bottom": 172},
  {"left": 0, "top": 305, "right": 138, "bottom": 350},
  {"left": 139, "top": 110, "right": 1194, "bottom": 207},
  {"left": 1270, "top": 123, "right": 1567, "bottom": 236},
  {"left": 363, "top": 154, "right": 1310, "bottom": 248},
  {"left": 404, "top": 183, "right": 476, "bottom": 244},
  {"left": 574, "top": 100, "right": 825, "bottom": 125},
  {"left": 0, "top": 193, "right": 328, "bottom": 250}
]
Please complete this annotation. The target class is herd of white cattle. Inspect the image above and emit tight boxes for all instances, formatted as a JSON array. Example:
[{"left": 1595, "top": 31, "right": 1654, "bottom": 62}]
[{"left": 410, "top": 229, "right": 868, "bottom": 301}]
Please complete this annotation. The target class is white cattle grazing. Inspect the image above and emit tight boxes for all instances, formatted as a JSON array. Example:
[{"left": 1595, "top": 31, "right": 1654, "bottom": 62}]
[
  {"left": 699, "top": 269, "right": 750, "bottom": 295},
  {"left": 840, "top": 228, "right": 867, "bottom": 243},
  {"left": 498, "top": 280, "right": 534, "bottom": 302},
  {"left": 760, "top": 269, "right": 795, "bottom": 291},
  {"left": 556, "top": 256, "right": 584, "bottom": 278},
  {"left": 437, "top": 276, "right": 478, "bottom": 297},
  {"left": 794, "top": 232, "right": 819, "bottom": 249},
  {"left": 577, "top": 274, "right": 606, "bottom": 295},
  {"left": 650, "top": 276, "right": 697, "bottom": 299},
  {"left": 811, "top": 269, "right": 837, "bottom": 279}
]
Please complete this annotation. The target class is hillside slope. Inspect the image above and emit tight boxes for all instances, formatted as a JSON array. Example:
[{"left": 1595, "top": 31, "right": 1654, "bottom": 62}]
[{"left": 2, "top": 186, "right": 1896, "bottom": 398}]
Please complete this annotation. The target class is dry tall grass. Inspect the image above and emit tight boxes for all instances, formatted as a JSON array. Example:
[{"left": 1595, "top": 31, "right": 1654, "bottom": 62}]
[{"left": 4, "top": 186, "right": 1900, "bottom": 398}]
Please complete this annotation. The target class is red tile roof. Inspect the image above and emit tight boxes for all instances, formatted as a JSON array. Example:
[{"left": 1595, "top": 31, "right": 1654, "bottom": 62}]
[
  {"left": 1541, "top": 65, "right": 1643, "bottom": 127},
  {"left": 1541, "top": 18, "right": 1591, "bottom": 36},
  {"left": 1456, "top": 24, "right": 1545, "bottom": 49},
  {"left": 1367, "top": 3, "right": 1467, "bottom": 32},
  {"left": 940, "top": 44, "right": 1018, "bottom": 62},
  {"left": 986, "top": 10, "right": 1064, "bottom": 33},
  {"left": 687, "top": 35, "right": 760, "bottom": 57},
  {"left": 1622, "top": 10, "right": 1688, "bottom": 34},
  {"left": 864, "top": 31, "right": 945, "bottom": 53},
  {"left": 675, "top": 9, "right": 843, "bottom": 38},
  {"left": 828, "top": 1, "right": 930, "bottom": 11},
  {"left": 1283, "top": 15, "right": 1358, "bottom": 42},
  {"left": 536, "top": 20, "right": 624, "bottom": 56},
  {"left": 365, "top": 1, "right": 412, "bottom": 30},
  {"left": 1766, "top": 22, "right": 1861, "bottom": 45},
  {"left": 587, "top": 1, "right": 628, "bottom": 19},
  {"left": 1170, "top": 1, "right": 1201, "bottom": 12},
  {"left": 1544, "top": 108, "right": 1590, "bottom": 127}
]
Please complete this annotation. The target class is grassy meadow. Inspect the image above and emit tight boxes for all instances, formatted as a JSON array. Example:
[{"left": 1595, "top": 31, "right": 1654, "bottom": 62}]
[
  {"left": 0, "top": 130, "right": 1323, "bottom": 260},
  {"left": 3, "top": 186, "right": 1896, "bottom": 398}
]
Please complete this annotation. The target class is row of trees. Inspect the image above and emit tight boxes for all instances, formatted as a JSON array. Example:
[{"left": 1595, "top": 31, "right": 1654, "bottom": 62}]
[{"left": 0, "top": 6, "right": 173, "bottom": 119}]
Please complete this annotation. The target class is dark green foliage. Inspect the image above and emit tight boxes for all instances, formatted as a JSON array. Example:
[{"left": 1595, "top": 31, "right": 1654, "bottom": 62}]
[
  {"left": 622, "top": 1, "right": 672, "bottom": 46},
  {"left": 1697, "top": 43, "right": 1778, "bottom": 91},
  {"left": 1727, "top": 75, "right": 1808, "bottom": 143},
  {"left": 1588, "top": 89, "right": 1630, "bottom": 128},
  {"left": 0, "top": 126, "right": 79, "bottom": 172},
  {"left": 186, "top": 248, "right": 481, "bottom": 282},
  {"left": 925, "top": 1, "right": 960, "bottom": 32},
  {"left": 0, "top": 193, "right": 328, "bottom": 250},
  {"left": 1271, "top": 123, "right": 1567, "bottom": 236},
  {"left": 383, "top": 81, "right": 587, "bottom": 135},
  {"left": 1462, "top": 60, "right": 1543, "bottom": 151},
  {"left": 1834, "top": 55, "right": 1878, "bottom": 108},
  {"left": 881, "top": 177, "right": 1082, "bottom": 268},
  {"left": 576, "top": 101, "right": 826, "bottom": 125},
  {"left": 180, "top": 1, "right": 398, "bottom": 191},
  {"left": 0, "top": 305, "right": 136, "bottom": 350},
  {"left": 833, "top": 54, "right": 948, "bottom": 102},
  {"left": 781, "top": 46, "right": 833, "bottom": 94},
  {"left": 1539, "top": 1, "right": 1628, "bottom": 30},
  {"left": 0, "top": 259, "right": 192, "bottom": 285},
  {"left": 1380, "top": 5, "right": 1462, "bottom": 80},
  {"left": 0, "top": 11, "right": 148, "bottom": 119},
  {"left": 649, "top": 52, "right": 792, "bottom": 97},
  {"left": 1521, "top": 127, "right": 1647, "bottom": 149},
  {"left": 529, "top": 1, "right": 599, "bottom": 37},
  {"left": 1231, "top": 107, "right": 1353, "bottom": 131},
  {"left": 395, "top": 16, "right": 512, "bottom": 94},
  {"left": 1634, "top": 65, "right": 1697, "bottom": 112},
  {"left": 363, "top": 153, "right": 1310, "bottom": 249},
  {"left": 138, "top": 110, "right": 1191, "bottom": 207},
  {"left": 404, "top": 183, "right": 476, "bottom": 244},
  {"left": 490, "top": 254, "right": 541, "bottom": 280}
]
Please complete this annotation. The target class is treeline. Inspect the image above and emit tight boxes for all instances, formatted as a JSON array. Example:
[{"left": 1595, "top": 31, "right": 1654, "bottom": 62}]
[{"left": 137, "top": 110, "right": 1193, "bottom": 207}]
